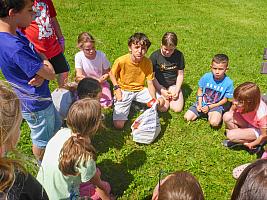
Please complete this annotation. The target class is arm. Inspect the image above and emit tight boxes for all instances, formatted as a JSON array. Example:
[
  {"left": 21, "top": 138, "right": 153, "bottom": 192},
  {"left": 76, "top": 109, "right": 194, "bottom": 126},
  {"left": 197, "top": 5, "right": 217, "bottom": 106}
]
[
  {"left": 109, "top": 71, "right": 122, "bottom": 101},
  {"left": 172, "top": 69, "right": 184, "bottom": 100},
  {"left": 99, "top": 68, "right": 110, "bottom": 83},
  {"left": 75, "top": 68, "right": 86, "bottom": 82},
  {"left": 196, "top": 87, "right": 203, "bottom": 112},
  {"left": 245, "top": 128, "right": 267, "bottom": 149},
  {"left": 147, "top": 79, "right": 156, "bottom": 99},
  {"left": 51, "top": 17, "right": 65, "bottom": 52}
]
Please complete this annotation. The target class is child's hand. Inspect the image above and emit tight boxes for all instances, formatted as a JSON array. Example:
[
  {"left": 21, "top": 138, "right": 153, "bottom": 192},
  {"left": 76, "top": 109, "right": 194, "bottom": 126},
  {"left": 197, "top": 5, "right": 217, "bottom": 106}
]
[
  {"left": 156, "top": 97, "right": 165, "bottom": 107},
  {"left": 114, "top": 89, "right": 122, "bottom": 101},
  {"left": 99, "top": 74, "right": 109, "bottom": 83},
  {"left": 28, "top": 75, "right": 44, "bottom": 87},
  {"left": 201, "top": 106, "right": 209, "bottom": 113},
  {"left": 196, "top": 104, "right": 202, "bottom": 112},
  {"left": 171, "top": 90, "right": 179, "bottom": 101},
  {"left": 160, "top": 88, "right": 172, "bottom": 100}
]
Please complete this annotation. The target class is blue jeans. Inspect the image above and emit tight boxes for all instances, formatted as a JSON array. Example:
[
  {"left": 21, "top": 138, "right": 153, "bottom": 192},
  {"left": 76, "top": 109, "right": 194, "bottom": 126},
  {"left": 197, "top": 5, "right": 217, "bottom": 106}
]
[{"left": 22, "top": 103, "right": 62, "bottom": 148}]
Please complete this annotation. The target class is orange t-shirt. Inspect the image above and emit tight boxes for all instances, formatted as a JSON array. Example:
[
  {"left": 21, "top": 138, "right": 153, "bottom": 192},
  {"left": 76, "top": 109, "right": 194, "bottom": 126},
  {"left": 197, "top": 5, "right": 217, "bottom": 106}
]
[{"left": 111, "top": 54, "right": 154, "bottom": 91}]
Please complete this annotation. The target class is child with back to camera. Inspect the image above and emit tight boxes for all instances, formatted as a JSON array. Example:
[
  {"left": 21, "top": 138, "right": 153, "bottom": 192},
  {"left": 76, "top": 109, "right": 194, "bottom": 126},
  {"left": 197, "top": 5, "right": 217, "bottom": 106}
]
[
  {"left": 152, "top": 171, "right": 204, "bottom": 200},
  {"left": 0, "top": 0, "right": 62, "bottom": 162},
  {"left": 150, "top": 32, "right": 185, "bottom": 112},
  {"left": 0, "top": 81, "right": 49, "bottom": 199},
  {"left": 110, "top": 32, "right": 164, "bottom": 129},
  {"left": 75, "top": 32, "right": 112, "bottom": 108},
  {"left": 223, "top": 82, "right": 267, "bottom": 151},
  {"left": 52, "top": 77, "right": 102, "bottom": 120},
  {"left": 184, "top": 54, "right": 234, "bottom": 127},
  {"left": 37, "top": 98, "right": 112, "bottom": 200},
  {"left": 231, "top": 159, "right": 267, "bottom": 200}
]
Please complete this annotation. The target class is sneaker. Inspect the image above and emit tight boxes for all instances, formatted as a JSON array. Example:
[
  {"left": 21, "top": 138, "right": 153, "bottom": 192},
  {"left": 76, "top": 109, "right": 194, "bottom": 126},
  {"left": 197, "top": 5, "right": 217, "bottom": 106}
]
[
  {"left": 232, "top": 163, "right": 251, "bottom": 179},
  {"left": 247, "top": 145, "right": 263, "bottom": 154},
  {"left": 222, "top": 140, "right": 242, "bottom": 148}
]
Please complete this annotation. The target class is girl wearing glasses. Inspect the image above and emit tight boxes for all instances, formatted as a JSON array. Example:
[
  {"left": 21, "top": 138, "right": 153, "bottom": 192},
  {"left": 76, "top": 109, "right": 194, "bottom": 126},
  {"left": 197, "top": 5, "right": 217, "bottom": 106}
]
[
  {"left": 75, "top": 32, "right": 112, "bottom": 108},
  {"left": 223, "top": 82, "right": 267, "bottom": 151}
]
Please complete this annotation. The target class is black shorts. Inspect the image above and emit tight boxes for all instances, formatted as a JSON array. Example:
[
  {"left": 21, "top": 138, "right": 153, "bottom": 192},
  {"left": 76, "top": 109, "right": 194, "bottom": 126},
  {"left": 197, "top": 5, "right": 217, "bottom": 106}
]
[{"left": 49, "top": 52, "right": 70, "bottom": 74}]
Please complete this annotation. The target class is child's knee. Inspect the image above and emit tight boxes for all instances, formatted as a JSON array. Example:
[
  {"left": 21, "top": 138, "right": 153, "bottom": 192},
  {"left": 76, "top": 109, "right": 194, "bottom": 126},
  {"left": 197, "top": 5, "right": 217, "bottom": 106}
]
[
  {"left": 184, "top": 110, "right": 196, "bottom": 121},
  {"left": 113, "top": 120, "right": 125, "bottom": 129},
  {"left": 209, "top": 118, "right": 221, "bottom": 127},
  {"left": 222, "top": 111, "right": 232, "bottom": 123}
]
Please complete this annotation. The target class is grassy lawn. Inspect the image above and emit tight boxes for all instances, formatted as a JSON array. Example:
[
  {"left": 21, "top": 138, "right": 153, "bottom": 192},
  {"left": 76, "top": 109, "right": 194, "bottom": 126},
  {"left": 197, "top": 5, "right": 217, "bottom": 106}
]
[{"left": 12, "top": 0, "right": 267, "bottom": 199}]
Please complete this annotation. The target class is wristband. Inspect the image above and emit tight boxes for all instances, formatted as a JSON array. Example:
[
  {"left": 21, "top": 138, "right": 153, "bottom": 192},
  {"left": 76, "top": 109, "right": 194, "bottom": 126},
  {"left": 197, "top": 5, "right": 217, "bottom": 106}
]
[
  {"left": 207, "top": 105, "right": 210, "bottom": 110},
  {"left": 114, "top": 85, "right": 120, "bottom": 90},
  {"left": 58, "top": 36, "right": 65, "bottom": 46}
]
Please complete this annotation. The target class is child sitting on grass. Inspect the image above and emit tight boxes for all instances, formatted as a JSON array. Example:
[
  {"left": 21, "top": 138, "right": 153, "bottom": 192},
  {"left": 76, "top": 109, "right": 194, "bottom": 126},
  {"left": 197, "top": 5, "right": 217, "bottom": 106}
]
[
  {"left": 110, "top": 32, "right": 164, "bottom": 129},
  {"left": 152, "top": 171, "right": 204, "bottom": 200},
  {"left": 223, "top": 82, "right": 267, "bottom": 152},
  {"left": 75, "top": 32, "right": 112, "bottom": 108},
  {"left": 37, "top": 98, "right": 112, "bottom": 199},
  {"left": 150, "top": 32, "right": 185, "bottom": 112},
  {"left": 184, "top": 54, "right": 234, "bottom": 127}
]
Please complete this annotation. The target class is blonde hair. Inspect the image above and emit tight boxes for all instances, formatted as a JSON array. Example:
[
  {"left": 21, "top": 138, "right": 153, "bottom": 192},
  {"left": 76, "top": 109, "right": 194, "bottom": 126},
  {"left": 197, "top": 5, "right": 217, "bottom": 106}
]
[
  {"left": 58, "top": 98, "right": 102, "bottom": 176},
  {"left": 77, "top": 32, "right": 95, "bottom": 50},
  {"left": 0, "top": 81, "right": 24, "bottom": 193}
]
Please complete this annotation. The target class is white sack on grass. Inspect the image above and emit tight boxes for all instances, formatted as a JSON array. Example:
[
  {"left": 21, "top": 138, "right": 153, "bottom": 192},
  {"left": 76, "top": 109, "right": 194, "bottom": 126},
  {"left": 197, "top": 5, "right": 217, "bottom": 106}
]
[{"left": 131, "top": 103, "right": 161, "bottom": 144}]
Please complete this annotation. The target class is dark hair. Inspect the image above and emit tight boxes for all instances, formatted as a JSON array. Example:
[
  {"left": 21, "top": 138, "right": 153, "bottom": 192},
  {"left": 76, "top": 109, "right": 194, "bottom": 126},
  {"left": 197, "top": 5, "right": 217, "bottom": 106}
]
[
  {"left": 161, "top": 32, "right": 178, "bottom": 47},
  {"left": 212, "top": 54, "right": 229, "bottom": 66},
  {"left": 77, "top": 77, "right": 101, "bottom": 99},
  {"left": 59, "top": 98, "right": 102, "bottom": 176},
  {"left": 158, "top": 171, "right": 204, "bottom": 200},
  {"left": 234, "top": 82, "right": 261, "bottom": 113},
  {"left": 0, "top": 0, "right": 31, "bottom": 18},
  {"left": 231, "top": 159, "right": 267, "bottom": 200},
  {"left": 128, "top": 32, "right": 151, "bottom": 49}
]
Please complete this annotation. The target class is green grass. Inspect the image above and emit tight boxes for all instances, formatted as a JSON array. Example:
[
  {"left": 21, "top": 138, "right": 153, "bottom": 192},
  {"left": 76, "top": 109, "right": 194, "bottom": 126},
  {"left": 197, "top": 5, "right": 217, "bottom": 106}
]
[{"left": 9, "top": 0, "right": 267, "bottom": 199}]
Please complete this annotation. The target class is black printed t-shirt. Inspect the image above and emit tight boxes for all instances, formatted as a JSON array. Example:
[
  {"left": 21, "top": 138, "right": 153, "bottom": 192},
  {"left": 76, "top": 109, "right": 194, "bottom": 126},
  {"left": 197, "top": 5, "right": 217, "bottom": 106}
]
[{"left": 150, "top": 49, "right": 185, "bottom": 88}]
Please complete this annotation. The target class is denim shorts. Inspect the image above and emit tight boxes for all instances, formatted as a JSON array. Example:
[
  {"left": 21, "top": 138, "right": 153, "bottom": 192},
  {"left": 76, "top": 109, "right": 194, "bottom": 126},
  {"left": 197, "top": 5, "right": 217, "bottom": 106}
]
[
  {"left": 22, "top": 103, "right": 62, "bottom": 148},
  {"left": 189, "top": 102, "right": 224, "bottom": 117}
]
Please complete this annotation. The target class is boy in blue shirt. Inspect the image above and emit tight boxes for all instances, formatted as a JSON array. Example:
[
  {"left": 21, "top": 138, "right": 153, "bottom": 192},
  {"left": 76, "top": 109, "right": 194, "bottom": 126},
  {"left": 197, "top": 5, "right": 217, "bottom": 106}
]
[
  {"left": 184, "top": 54, "right": 234, "bottom": 127},
  {"left": 0, "top": 0, "right": 61, "bottom": 161}
]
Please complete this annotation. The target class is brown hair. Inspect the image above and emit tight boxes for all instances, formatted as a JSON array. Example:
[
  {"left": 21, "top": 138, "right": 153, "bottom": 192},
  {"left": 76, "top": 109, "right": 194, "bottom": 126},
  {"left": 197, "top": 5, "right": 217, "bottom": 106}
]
[
  {"left": 158, "top": 171, "right": 204, "bottom": 200},
  {"left": 234, "top": 82, "right": 261, "bottom": 113},
  {"left": 231, "top": 159, "right": 267, "bottom": 200},
  {"left": 0, "top": 81, "right": 24, "bottom": 193},
  {"left": 212, "top": 54, "right": 229, "bottom": 66},
  {"left": 58, "top": 98, "right": 102, "bottom": 176},
  {"left": 161, "top": 32, "right": 178, "bottom": 47},
  {"left": 77, "top": 32, "right": 95, "bottom": 50},
  {"left": 128, "top": 32, "right": 151, "bottom": 49}
]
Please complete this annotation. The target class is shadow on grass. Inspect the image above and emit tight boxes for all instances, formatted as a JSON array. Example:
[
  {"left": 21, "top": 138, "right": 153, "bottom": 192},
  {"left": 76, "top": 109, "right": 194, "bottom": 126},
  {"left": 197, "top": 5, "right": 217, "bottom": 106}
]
[
  {"left": 182, "top": 83, "right": 193, "bottom": 101},
  {"left": 98, "top": 149, "right": 147, "bottom": 197}
]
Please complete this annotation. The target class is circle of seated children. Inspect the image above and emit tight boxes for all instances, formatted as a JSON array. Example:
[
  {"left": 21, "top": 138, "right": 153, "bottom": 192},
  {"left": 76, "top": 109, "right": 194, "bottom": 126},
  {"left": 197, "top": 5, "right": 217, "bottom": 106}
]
[{"left": 0, "top": 0, "right": 266, "bottom": 197}]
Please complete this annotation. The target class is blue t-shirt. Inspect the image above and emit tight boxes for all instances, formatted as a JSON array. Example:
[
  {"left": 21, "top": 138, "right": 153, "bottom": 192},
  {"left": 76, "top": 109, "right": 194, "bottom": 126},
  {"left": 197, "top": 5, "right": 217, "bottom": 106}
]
[
  {"left": 0, "top": 31, "right": 51, "bottom": 112},
  {"left": 198, "top": 72, "right": 234, "bottom": 106}
]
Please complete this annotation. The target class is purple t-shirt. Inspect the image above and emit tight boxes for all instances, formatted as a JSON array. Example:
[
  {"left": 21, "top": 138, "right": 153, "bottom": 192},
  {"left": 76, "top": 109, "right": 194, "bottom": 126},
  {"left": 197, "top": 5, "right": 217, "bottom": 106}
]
[{"left": 0, "top": 30, "right": 51, "bottom": 112}]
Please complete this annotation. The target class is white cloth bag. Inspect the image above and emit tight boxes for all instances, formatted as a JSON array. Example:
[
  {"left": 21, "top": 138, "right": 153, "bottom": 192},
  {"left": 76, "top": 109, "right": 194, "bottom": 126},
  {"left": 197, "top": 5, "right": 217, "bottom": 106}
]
[{"left": 131, "top": 103, "right": 161, "bottom": 144}]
